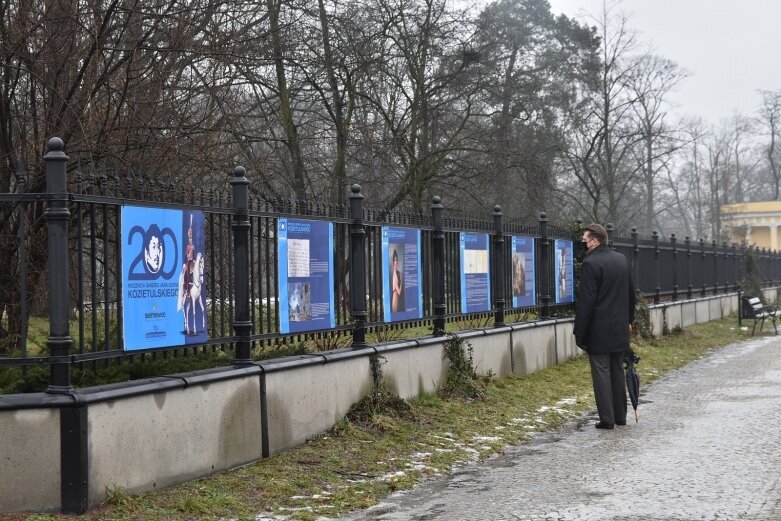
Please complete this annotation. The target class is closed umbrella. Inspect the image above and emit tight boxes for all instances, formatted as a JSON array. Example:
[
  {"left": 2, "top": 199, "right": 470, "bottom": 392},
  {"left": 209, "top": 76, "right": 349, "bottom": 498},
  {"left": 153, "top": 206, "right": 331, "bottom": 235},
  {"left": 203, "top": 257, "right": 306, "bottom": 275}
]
[{"left": 624, "top": 349, "right": 640, "bottom": 422}]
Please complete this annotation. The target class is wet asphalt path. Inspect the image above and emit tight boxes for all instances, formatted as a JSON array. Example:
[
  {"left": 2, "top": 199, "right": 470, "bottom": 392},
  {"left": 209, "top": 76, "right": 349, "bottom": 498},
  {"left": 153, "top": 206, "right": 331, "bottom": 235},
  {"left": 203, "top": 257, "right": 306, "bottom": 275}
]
[{"left": 337, "top": 335, "right": 781, "bottom": 521}]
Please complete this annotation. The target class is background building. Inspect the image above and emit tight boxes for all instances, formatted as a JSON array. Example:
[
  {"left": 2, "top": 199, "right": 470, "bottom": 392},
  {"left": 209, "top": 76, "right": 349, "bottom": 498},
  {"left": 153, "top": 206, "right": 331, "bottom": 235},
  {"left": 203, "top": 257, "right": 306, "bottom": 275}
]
[{"left": 722, "top": 201, "right": 781, "bottom": 251}]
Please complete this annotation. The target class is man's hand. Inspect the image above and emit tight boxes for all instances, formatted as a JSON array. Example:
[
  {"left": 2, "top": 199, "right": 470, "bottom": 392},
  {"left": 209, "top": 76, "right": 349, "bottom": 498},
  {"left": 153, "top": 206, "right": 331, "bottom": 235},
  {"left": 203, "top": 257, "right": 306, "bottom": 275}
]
[{"left": 628, "top": 324, "right": 634, "bottom": 335}]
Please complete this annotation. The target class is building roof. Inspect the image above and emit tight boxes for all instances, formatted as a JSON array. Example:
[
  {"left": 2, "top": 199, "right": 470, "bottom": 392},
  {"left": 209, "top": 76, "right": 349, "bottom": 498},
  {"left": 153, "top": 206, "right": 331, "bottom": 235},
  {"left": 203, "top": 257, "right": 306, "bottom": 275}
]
[{"left": 722, "top": 201, "right": 781, "bottom": 215}]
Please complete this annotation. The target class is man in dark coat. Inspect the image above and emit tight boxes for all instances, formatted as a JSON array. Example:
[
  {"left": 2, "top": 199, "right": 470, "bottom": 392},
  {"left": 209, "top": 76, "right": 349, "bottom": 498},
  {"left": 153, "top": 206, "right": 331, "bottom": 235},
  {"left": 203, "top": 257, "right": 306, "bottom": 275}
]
[{"left": 574, "top": 223, "right": 636, "bottom": 429}]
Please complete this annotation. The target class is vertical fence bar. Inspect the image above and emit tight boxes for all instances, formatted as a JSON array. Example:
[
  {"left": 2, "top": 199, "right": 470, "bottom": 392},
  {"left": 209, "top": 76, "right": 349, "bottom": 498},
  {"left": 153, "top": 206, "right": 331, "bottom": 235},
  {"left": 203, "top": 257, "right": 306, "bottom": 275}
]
[
  {"left": 539, "top": 212, "right": 550, "bottom": 319},
  {"left": 231, "top": 166, "right": 252, "bottom": 364},
  {"left": 349, "top": 184, "right": 367, "bottom": 347},
  {"left": 44, "top": 137, "right": 73, "bottom": 393},
  {"left": 671, "top": 233, "right": 678, "bottom": 300},
  {"left": 432, "top": 196, "right": 445, "bottom": 336},
  {"left": 631, "top": 227, "right": 639, "bottom": 291},
  {"left": 652, "top": 231, "right": 660, "bottom": 304},
  {"left": 606, "top": 223, "right": 614, "bottom": 246},
  {"left": 492, "top": 205, "right": 505, "bottom": 327},
  {"left": 15, "top": 161, "right": 28, "bottom": 360},
  {"left": 686, "top": 236, "right": 692, "bottom": 298},
  {"left": 698, "top": 238, "right": 705, "bottom": 296},
  {"left": 712, "top": 240, "right": 718, "bottom": 294}
]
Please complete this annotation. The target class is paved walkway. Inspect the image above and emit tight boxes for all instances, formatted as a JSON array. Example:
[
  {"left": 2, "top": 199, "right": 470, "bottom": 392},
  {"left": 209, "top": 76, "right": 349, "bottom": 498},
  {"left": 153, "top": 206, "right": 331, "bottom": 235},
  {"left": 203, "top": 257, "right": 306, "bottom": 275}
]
[{"left": 337, "top": 335, "right": 781, "bottom": 521}]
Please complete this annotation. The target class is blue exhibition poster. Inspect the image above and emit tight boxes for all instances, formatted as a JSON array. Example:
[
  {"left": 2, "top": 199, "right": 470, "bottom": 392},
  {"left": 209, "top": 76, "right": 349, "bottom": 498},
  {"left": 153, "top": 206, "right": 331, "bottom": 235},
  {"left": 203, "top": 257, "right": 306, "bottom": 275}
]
[
  {"left": 121, "top": 206, "right": 208, "bottom": 350},
  {"left": 511, "top": 235, "right": 536, "bottom": 308},
  {"left": 460, "top": 232, "right": 491, "bottom": 313},
  {"left": 278, "top": 218, "right": 335, "bottom": 334},
  {"left": 554, "top": 239, "right": 574, "bottom": 304},
  {"left": 381, "top": 226, "right": 423, "bottom": 322}
]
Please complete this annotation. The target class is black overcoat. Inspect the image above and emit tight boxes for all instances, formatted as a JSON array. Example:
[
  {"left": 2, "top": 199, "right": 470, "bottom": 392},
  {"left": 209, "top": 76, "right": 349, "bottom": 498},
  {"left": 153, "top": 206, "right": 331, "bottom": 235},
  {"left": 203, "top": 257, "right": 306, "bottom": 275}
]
[{"left": 574, "top": 244, "right": 636, "bottom": 353}]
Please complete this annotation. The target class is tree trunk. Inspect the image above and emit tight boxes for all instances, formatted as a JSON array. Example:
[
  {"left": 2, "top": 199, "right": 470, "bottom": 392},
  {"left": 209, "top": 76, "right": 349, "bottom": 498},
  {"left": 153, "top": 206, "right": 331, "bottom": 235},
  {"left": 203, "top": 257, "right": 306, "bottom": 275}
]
[{"left": 268, "top": 0, "right": 307, "bottom": 200}]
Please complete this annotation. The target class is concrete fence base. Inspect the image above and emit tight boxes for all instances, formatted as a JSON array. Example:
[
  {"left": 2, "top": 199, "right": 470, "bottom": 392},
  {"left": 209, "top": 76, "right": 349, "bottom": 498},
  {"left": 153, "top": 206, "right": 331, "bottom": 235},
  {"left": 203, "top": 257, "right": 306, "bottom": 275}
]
[{"left": 0, "top": 291, "right": 756, "bottom": 513}]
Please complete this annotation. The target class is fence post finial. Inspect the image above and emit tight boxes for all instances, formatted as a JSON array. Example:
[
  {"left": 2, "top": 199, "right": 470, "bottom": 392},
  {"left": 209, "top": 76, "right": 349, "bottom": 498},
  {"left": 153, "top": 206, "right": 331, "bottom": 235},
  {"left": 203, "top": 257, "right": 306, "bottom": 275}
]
[
  {"left": 652, "top": 231, "right": 660, "bottom": 304},
  {"left": 685, "top": 236, "right": 692, "bottom": 298},
  {"left": 492, "top": 205, "right": 505, "bottom": 327},
  {"left": 538, "top": 212, "right": 550, "bottom": 319},
  {"left": 432, "top": 196, "right": 445, "bottom": 336},
  {"left": 670, "top": 233, "right": 678, "bottom": 300},
  {"left": 231, "top": 165, "right": 252, "bottom": 365},
  {"left": 44, "top": 137, "right": 73, "bottom": 394},
  {"left": 349, "top": 184, "right": 367, "bottom": 348},
  {"left": 630, "top": 227, "right": 639, "bottom": 290}
]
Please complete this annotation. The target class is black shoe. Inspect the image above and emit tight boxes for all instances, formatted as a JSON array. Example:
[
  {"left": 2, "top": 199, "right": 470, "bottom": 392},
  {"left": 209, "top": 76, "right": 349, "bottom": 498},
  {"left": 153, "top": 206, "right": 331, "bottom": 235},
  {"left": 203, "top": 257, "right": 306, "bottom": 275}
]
[
  {"left": 595, "top": 422, "right": 614, "bottom": 430},
  {"left": 616, "top": 420, "right": 626, "bottom": 426}
]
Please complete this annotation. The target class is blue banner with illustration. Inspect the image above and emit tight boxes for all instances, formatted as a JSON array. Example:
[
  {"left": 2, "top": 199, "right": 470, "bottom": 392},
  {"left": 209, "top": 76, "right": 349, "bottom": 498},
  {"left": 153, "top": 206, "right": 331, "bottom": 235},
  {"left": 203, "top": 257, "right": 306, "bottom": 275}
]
[
  {"left": 121, "top": 207, "right": 207, "bottom": 350},
  {"left": 554, "top": 239, "right": 574, "bottom": 304},
  {"left": 460, "top": 232, "right": 491, "bottom": 313},
  {"left": 278, "top": 218, "right": 335, "bottom": 334},
  {"left": 382, "top": 226, "right": 423, "bottom": 322},
  {"left": 511, "top": 235, "right": 536, "bottom": 308}
]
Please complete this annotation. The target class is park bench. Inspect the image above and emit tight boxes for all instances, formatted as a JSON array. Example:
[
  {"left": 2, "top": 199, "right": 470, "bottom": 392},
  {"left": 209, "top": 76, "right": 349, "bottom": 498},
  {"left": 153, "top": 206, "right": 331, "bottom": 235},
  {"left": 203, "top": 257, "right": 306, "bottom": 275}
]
[{"left": 741, "top": 296, "right": 779, "bottom": 336}]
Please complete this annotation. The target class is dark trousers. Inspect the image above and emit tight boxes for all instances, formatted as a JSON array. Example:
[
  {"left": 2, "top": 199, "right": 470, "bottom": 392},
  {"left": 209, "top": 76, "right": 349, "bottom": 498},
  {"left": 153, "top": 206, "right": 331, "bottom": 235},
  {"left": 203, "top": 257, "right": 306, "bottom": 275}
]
[{"left": 588, "top": 351, "right": 627, "bottom": 425}]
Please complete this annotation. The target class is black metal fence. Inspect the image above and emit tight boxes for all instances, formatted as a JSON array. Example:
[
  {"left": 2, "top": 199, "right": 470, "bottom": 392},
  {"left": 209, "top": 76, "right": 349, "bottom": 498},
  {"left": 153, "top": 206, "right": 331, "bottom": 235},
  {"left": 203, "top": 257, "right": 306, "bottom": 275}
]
[{"left": 1, "top": 138, "right": 781, "bottom": 393}]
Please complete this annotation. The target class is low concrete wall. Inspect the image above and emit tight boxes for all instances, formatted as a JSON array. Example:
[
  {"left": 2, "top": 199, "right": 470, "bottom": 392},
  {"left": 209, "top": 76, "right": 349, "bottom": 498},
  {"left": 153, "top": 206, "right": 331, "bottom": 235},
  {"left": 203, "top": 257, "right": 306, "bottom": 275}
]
[
  {"left": 88, "top": 375, "right": 262, "bottom": 500},
  {"left": 650, "top": 307, "right": 665, "bottom": 337},
  {"left": 555, "top": 321, "right": 577, "bottom": 362},
  {"left": 462, "top": 328, "right": 514, "bottom": 378},
  {"left": 681, "top": 301, "right": 697, "bottom": 327},
  {"left": 376, "top": 339, "right": 446, "bottom": 400},
  {"left": 0, "top": 407, "right": 61, "bottom": 512},
  {"left": 264, "top": 351, "right": 374, "bottom": 455},
  {"left": 695, "top": 300, "right": 710, "bottom": 323},
  {"left": 0, "top": 291, "right": 749, "bottom": 513},
  {"left": 511, "top": 321, "right": 557, "bottom": 375},
  {"left": 665, "top": 304, "right": 683, "bottom": 331}
]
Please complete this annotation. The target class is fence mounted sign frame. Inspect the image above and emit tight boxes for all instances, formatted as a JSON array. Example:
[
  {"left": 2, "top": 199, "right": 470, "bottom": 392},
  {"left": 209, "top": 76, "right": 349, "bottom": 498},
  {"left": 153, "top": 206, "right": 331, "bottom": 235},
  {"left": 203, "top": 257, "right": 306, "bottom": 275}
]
[
  {"left": 460, "top": 231, "right": 491, "bottom": 313},
  {"left": 277, "top": 217, "right": 336, "bottom": 334},
  {"left": 554, "top": 238, "right": 574, "bottom": 304},
  {"left": 511, "top": 235, "right": 536, "bottom": 308},
  {"left": 121, "top": 206, "right": 208, "bottom": 350},
  {"left": 381, "top": 226, "right": 423, "bottom": 322}
]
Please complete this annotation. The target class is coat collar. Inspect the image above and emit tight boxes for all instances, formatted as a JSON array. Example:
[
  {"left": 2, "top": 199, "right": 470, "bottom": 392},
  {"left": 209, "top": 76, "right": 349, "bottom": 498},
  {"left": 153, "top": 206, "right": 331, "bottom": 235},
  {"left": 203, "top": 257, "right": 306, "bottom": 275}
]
[{"left": 584, "top": 243, "right": 608, "bottom": 257}]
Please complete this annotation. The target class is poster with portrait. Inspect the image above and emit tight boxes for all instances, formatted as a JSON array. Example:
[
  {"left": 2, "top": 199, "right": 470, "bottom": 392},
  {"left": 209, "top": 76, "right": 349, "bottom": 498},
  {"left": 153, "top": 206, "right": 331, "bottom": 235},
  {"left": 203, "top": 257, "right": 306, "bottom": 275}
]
[
  {"left": 381, "top": 226, "right": 423, "bottom": 322},
  {"left": 278, "top": 218, "right": 335, "bottom": 334},
  {"left": 554, "top": 239, "right": 574, "bottom": 304},
  {"left": 460, "top": 232, "right": 491, "bottom": 313},
  {"left": 121, "top": 206, "right": 207, "bottom": 351},
  {"left": 511, "top": 235, "right": 536, "bottom": 308}
]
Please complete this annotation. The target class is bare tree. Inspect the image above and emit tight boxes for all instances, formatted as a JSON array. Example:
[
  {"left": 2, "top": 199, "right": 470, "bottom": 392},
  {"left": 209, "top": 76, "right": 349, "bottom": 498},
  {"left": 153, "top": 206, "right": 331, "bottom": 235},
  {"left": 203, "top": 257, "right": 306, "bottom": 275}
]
[
  {"left": 758, "top": 89, "right": 781, "bottom": 199},
  {"left": 356, "top": 0, "right": 482, "bottom": 212},
  {"left": 558, "top": 1, "right": 644, "bottom": 227},
  {"left": 626, "top": 54, "right": 686, "bottom": 234}
]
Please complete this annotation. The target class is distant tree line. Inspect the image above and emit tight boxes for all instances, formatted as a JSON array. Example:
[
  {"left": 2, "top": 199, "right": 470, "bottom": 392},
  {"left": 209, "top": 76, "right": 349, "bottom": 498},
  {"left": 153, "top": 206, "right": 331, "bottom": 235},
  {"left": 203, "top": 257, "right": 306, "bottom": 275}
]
[{"left": 1, "top": 0, "right": 780, "bottom": 345}]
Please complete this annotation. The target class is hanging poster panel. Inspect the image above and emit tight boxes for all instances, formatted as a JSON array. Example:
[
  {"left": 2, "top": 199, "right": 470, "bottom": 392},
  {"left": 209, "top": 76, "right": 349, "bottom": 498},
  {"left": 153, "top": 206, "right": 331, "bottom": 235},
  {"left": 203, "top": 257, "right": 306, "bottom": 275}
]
[
  {"left": 122, "top": 207, "right": 207, "bottom": 351},
  {"left": 382, "top": 226, "right": 423, "bottom": 322},
  {"left": 278, "top": 218, "right": 335, "bottom": 334},
  {"left": 460, "top": 232, "right": 491, "bottom": 313},
  {"left": 511, "top": 235, "right": 536, "bottom": 308},
  {"left": 554, "top": 239, "right": 575, "bottom": 304}
]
